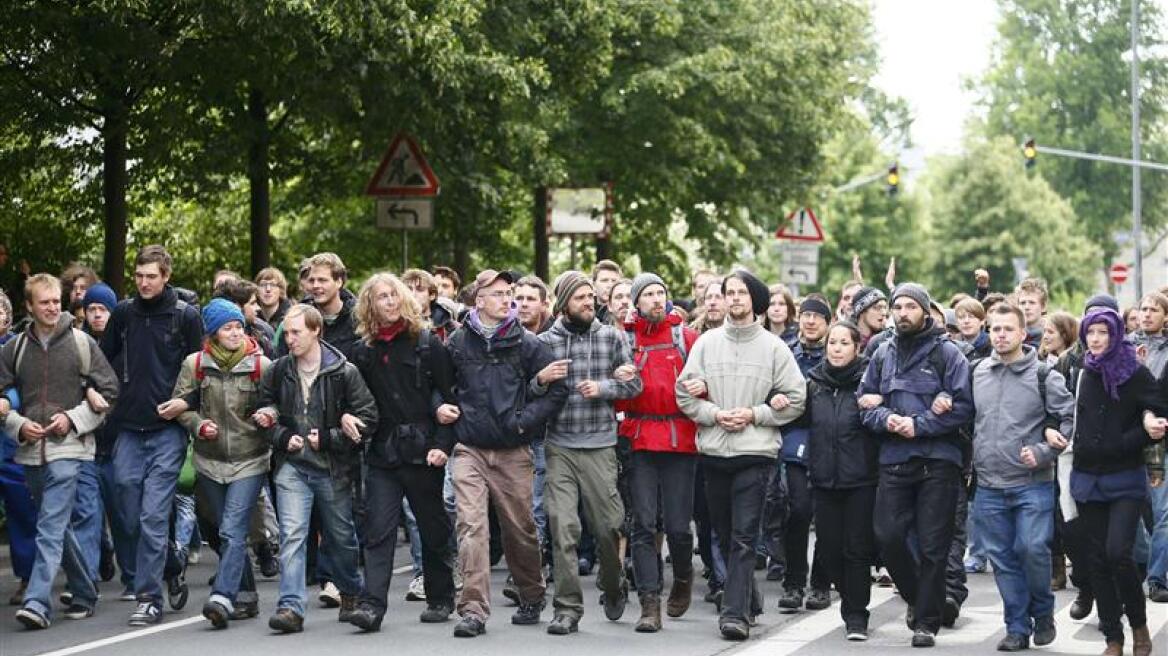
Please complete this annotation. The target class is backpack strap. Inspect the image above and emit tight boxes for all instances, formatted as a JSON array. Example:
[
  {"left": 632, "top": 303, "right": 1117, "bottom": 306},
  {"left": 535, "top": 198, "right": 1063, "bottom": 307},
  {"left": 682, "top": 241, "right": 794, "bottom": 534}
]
[
  {"left": 194, "top": 351, "right": 205, "bottom": 381},
  {"left": 671, "top": 323, "right": 688, "bottom": 361},
  {"left": 415, "top": 329, "right": 434, "bottom": 388},
  {"left": 71, "top": 329, "right": 90, "bottom": 378},
  {"left": 1036, "top": 361, "right": 1050, "bottom": 413},
  {"left": 251, "top": 354, "right": 263, "bottom": 382},
  {"left": 12, "top": 332, "right": 27, "bottom": 375}
]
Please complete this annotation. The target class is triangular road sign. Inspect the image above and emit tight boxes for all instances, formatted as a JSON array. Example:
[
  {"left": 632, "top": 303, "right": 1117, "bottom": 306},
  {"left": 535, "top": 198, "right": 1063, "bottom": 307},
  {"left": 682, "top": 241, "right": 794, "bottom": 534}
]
[
  {"left": 365, "top": 132, "right": 440, "bottom": 197},
  {"left": 776, "top": 207, "right": 824, "bottom": 243}
]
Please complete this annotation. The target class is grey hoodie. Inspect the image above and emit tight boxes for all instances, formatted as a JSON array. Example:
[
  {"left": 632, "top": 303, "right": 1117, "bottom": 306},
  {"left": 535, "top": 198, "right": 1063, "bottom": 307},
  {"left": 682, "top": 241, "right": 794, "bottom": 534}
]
[{"left": 972, "top": 346, "right": 1074, "bottom": 489}]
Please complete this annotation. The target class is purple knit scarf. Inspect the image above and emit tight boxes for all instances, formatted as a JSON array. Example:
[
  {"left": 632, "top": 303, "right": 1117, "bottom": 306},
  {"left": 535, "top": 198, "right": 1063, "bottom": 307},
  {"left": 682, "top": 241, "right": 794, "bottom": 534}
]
[{"left": 1080, "top": 308, "right": 1140, "bottom": 400}]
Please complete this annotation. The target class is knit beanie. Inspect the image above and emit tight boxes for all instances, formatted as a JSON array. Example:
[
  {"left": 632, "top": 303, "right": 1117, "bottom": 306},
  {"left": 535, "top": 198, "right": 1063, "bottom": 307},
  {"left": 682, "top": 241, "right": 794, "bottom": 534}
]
[
  {"left": 1084, "top": 293, "right": 1120, "bottom": 314},
  {"left": 890, "top": 282, "right": 932, "bottom": 312},
  {"left": 799, "top": 296, "right": 832, "bottom": 322},
  {"left": 724, "top": 269, "right": 770, "bottom": 318},
  {"left": 553, "top": 273, "right": 593, "bottom": 316},
  {"left": 81, "top": 282, "right": 117, "bottom": 313},
  {"left": 849, "top": 286, "right": 886, "bottom": 319},
  {"left": 202, "top": 298, "right": 246, "bottom": 337},
  {"left": 630, "top": 273, "right": 667, "bottom": 306}
]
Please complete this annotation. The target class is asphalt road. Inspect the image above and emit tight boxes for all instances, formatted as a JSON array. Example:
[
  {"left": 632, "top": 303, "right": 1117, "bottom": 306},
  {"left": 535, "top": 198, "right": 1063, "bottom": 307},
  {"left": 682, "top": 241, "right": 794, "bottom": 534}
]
[{"left": 1, "top": 545, "right": 1165, "bottom": 656}]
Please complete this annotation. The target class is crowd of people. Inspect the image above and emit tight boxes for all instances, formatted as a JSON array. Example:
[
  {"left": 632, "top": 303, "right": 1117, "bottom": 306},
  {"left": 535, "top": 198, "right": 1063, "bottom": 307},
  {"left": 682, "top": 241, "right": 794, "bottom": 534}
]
[{"left": 0, "top": 246, "right": 1165, "bottom": 656}]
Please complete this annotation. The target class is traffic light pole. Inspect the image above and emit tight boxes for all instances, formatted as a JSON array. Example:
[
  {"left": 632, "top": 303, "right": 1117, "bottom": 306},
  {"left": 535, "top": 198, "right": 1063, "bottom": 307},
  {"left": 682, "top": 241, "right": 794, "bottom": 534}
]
[{"left": 1030, "top": 145, "right": 1168, "bottom": 172}]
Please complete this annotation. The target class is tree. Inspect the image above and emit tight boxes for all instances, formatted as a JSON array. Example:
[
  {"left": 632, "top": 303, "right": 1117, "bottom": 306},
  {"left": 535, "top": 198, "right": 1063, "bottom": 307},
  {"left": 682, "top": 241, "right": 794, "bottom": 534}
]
[{"left": 923, "top": 136, "right": 1101, "bottom": 305}]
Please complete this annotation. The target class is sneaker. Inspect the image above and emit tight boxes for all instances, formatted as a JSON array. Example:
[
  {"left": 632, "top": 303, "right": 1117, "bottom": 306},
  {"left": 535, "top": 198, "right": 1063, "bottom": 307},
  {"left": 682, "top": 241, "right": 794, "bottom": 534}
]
[
  {"left": 941, "top": 596, "right": 960, "bottom": 628},
  {"left": 128, "top": 601, "right": 162, "bottom": 626},
  {"left": 846, "top": 624, "right": 869, "bottom": 641},
  {"left": 268, "top": 607, "right": 303, "bottom": 633},
  {"left": 453, "top": 614, "right": 486, "bottom": 637},
  {"left": 202, "top": 599, "right": 230, "bottom": 629},
  {"left": 59, "top": 591, "right": 73, "bottom": 605},
  {"left": 720, "top": 618, "right": 750, "bottom": 640},
  {"left": 420, "top": 603, "right": 453, "bottom": 623},
  {"left": 319, "top": 581, "right": 341, "bottom": 608},
  {"left": 805, "top": 588, "right": 831, "bottom": 611},
  {"left": 996, "top": 633, "right": 1029, "bottom": 651},
  {"left": 1149, "top": 582, "right": 1168, "bottom": 603},
  {"left": 63, "top": 603, "right": 95, "bottom": 620},
  {"left": 511, "top": 598, "right": 545, "bottom": 625},
  {"left": 547, "top": 614, "right": 578, "bottom": 635},
  {"left": 778, "top": 587, "right": 804, "bottom": 613},
  {"left": 912, "top": 628, "right": 936, "bottom": 648},
  {"left": 963, "top": 556, "right": 986, "bottom": 574},
  {"left": 167, "top": 574, "right": 189, "bottom": 610},
  {"left": 405, "top": 575, "right": 426, "bottom": 602},
  {"left": 1033, "top": 615, "right": 1056, "bottom": 646},
  {"left": 118, "top": 587, "right": 136, "bottom": 602},
  {"left": 15, "top": 606, "right": 50, "bottom": 629}
]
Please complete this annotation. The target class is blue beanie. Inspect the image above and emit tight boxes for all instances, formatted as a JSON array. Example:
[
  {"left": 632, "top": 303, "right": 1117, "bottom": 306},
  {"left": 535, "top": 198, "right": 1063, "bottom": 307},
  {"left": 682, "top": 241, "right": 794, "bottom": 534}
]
[
  {"left": 81, "top": 282, "right": 117, "bottom": 313},
  {"left": 202, "top": 298, "right": 245, "bottom": 337}
]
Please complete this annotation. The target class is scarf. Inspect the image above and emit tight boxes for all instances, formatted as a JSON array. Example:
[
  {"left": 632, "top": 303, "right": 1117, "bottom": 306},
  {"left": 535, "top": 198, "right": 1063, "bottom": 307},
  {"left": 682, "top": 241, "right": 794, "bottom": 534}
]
[
  {"left": 1080, "top": 308, "right": 1141, "bottom": 400},
  {"left": 376, "top": 320, "right": 408, "bottom": 343},
  {"left": 209, "top": 338, "right": 248, "bottom": 372},
  {"left": 815, "top": 356, "right": 866, "bottom": 390}
]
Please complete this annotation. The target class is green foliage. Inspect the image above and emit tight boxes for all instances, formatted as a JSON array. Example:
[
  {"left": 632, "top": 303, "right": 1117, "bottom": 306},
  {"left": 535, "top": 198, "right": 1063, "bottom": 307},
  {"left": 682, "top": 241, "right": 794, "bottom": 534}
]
[{"left": 923, "top": 136, "right": 1101, "bottom": 302}]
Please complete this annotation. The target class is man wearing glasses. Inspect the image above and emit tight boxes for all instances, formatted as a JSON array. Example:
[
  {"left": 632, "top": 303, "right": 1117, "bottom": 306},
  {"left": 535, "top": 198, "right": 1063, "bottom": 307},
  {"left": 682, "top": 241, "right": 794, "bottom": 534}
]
[{"left": 445, "top": 269, "right": 568, "bottom": 637}]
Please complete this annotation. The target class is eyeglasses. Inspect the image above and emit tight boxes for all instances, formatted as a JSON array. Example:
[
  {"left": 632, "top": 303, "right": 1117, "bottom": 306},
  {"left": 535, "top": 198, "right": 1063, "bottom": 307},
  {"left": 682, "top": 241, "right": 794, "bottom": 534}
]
[{"left": 481, "top": 290, "right": 514, "bottom": 300}]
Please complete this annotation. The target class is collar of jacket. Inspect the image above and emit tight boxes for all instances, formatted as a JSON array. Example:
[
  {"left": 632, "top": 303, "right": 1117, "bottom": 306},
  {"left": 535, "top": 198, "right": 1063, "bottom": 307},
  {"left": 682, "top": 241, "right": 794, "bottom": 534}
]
[
  {"left": 724, "top": 317, "right": 764, "bottom": 342},
  {"left": 987, "top": 344, "right": 1038, "bottom": 372}
]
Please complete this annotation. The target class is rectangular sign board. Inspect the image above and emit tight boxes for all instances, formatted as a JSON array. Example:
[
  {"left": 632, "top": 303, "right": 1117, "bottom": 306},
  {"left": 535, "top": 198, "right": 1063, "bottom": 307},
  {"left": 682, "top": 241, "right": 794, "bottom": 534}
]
[{"left": 375, "top": 198, "right": 434, "bottom": 230}]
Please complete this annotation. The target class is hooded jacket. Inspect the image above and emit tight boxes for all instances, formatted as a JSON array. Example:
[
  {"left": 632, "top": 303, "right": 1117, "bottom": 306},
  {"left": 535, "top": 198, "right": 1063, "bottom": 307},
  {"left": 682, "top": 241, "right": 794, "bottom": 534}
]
[
  {"left": 537, "top": 316, "right": 642, "bottom": 449},
  {"left": 101, "top": 286, "right": 203, "bottom": 432},
  {"left": 618, "top": 312, "right": 699, "bottom": 453},
  {"left": 258, "top": 340, "right": 378, "bottom": 485},
  {"left": 971, "top": 346, "right": 1074, "bottom": 489},
  {"left": 1, "top": 315, "right": 119, "bottom": 465},
  {"left": 675, "top": 318, "right": 806, "bottom": 460},
  {"left": 447, "top": 309, "right": 568, "bottom": 449},
  {"left": 171, "top": 337, "right": 271, "bottom": 483},
  {"left": 802, "top": 357, "right": 879, "bottom": 489},
  {"left": 859, "top": 319, "right": 973, "bottom": 467}
]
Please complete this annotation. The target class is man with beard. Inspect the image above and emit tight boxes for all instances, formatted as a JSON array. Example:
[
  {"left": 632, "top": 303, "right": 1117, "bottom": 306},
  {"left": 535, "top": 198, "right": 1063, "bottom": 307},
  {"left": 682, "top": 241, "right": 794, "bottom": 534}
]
[
  {"left": 689, "top": 277, "right": 725, "bottom": 335},
  {"left": 676, "top": 269, "right": 806, "bottom": 641},
  {"left": 858, "top": 283, "right": 973, "bottom": 648},
  {"left": 536, "top": 273, "right": 641, "bottom": 634}
]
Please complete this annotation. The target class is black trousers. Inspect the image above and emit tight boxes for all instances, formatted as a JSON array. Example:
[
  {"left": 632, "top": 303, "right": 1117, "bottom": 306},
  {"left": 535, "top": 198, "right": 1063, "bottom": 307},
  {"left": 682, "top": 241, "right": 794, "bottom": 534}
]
[
  {"left": 874, "top": 458, "right": 960, "bottom": 634},
  {"left": 361, "top": 464, "right": 453, "bottom": 613},
  {"left": 945, "top": 481, "right": 970, "bottom": 605},
  {"left": 781, "top": 463, "right": 829, "bottom": 592},
  {"left": 705, "top": 461, "right": 769, "bottom": 622},
  {"left": 813, "top": 485, "right": 876, "bottom": 627},
  {"left": 628, "top": 451, "right": 696, "bottom": 594},
  {"left": 1078, "top": 498, "right": 1147, "bottom": 643}
]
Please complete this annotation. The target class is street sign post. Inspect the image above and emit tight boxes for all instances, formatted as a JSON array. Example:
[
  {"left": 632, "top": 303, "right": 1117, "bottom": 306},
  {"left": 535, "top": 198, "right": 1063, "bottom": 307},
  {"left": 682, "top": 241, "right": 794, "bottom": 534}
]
[
  {"left": 375, "top": 198, "right": 434, "bottom": 230},
  {"left": 366, "top": 132, "right": 440, "bottom": 270},
  {"left": 775, "top": 207, "right": 825, "bottom": 243},
  {"left": 778, "top": 242, "right": 820, "bottom": 286}
]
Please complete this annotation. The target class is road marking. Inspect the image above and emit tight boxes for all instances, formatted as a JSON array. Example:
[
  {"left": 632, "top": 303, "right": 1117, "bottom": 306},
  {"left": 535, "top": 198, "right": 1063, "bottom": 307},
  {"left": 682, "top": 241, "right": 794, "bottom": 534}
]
[
  {"left": 736, "top": 587, "right": 898, "bottom": 656},
  {"left": 34, "top": 616, "right": 206, "bottom": 656}
]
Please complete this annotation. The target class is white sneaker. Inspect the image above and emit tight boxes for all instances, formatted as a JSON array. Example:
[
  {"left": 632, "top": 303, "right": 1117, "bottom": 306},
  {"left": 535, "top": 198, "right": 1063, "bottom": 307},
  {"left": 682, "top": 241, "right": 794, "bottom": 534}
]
[
  {"left": 405, "top": 575, "right": 426, "bottom": 601},
  {"left": 318, "top": 581, "right": 341, "bottom": 608}
]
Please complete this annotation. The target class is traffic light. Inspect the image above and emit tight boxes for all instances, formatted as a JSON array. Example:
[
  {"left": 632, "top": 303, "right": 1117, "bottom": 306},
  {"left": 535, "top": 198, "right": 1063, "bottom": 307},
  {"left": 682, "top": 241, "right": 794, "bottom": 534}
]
[
  {"left": 1023, "top": 138, "right": 1037, "bottom": 169},
  {"left": 886, "top": 162, "right": 899, "bottom": 196}
]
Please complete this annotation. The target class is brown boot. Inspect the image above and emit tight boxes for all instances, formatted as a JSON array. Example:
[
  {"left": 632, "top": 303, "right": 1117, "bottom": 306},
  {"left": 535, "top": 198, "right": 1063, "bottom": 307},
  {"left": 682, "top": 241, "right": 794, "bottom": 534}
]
[
  {"left": 1051, "top": 557, "right": 1067, "bottom": 591},
  {"left": 1132, "top": 625, "right": 1153, "bottom": 656},
  {"left": 1102, "top": 640, "right": 1123, "bottom": 656},
  {"left": 635, "top": 593, "right": 661, "bottom": 633},
  {"left": 666, "top": 575, "right": 692, "bottom": 618},
  {"left": 338, "top": 594, "right": 358, "bottom": 623}
]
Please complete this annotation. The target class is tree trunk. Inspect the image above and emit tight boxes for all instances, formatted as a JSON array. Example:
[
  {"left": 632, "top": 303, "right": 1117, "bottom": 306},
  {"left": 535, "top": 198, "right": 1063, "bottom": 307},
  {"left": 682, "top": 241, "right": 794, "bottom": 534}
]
[
  {"left": 102, "top": 112, "right": 129, "bottom": 296},
  {"left": 453, "top": 223, "right": 470, "bottom": 285},
  {"left": 247, "top": 86, "right": 272, "bottom": 276},
  {"left": 534, "top": 186, "right": 548, "bottom": 281}
]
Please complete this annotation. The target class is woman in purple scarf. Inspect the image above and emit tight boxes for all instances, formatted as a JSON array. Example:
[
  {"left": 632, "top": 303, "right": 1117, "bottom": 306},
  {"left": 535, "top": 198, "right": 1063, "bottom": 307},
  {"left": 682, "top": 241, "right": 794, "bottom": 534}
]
[{"left": 1070, "top": 308, "right": 1166, "bottom": 656}]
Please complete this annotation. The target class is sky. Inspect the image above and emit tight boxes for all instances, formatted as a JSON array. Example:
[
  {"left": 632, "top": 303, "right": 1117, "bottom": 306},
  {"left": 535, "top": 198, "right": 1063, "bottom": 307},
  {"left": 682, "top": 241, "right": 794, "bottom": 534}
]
[{"left": 870, "top": 0, "right": 1168, "bottom": 181}]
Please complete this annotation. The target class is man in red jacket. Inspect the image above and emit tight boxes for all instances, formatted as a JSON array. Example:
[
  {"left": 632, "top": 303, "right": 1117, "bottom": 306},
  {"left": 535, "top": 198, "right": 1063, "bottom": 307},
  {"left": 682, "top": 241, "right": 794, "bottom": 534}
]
[{"left": 618, "top": 273, "right": 700, "bottom": 632}]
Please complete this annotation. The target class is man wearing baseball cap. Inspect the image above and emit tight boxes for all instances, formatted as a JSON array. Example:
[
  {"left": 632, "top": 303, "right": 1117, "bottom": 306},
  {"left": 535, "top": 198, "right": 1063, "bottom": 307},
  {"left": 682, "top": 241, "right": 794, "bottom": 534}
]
[{"left": 857, "top": 282, "right": 973, "bottom": 648}]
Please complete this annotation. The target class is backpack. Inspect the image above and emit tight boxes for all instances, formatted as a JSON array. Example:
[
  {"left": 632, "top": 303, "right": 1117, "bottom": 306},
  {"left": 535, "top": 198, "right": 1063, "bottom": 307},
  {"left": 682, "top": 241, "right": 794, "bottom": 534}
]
[
  {"left": 13, "top": 328, "right": 92, "bottom": 378},
  {"left": 634, "top": 323, "right": 689, "bottom": 362}
]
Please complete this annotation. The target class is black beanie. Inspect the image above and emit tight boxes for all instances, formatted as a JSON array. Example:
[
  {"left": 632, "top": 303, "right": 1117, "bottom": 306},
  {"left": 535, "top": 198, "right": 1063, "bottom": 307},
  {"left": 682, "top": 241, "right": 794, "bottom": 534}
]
[
  {"left": 724, "top": 269, "right": 770, "bottom": 318},
  {"left": 850, "top": 286, "right": 886, "bottom": 319}
]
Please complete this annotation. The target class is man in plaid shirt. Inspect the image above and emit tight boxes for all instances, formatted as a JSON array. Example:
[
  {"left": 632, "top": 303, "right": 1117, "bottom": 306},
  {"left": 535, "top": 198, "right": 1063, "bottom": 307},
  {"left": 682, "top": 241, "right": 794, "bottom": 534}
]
[{"left": 535, "top": 273, "right": 642, "bottom": 635}]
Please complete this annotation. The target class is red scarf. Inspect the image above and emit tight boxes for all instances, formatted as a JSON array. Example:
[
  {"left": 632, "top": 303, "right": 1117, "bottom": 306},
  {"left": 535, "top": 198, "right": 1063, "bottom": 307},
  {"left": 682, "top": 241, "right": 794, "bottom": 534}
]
[{"left": 376, "top": 320, "right": 408, "bottom": 344}]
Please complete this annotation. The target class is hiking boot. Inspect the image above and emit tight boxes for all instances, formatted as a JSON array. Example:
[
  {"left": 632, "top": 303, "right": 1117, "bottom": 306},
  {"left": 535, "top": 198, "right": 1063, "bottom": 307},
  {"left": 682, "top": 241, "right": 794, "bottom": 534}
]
[
  {"left": 202, "top": 599, "right": 230, "bottom": 629},
  {"left": 719, "top": 618, "right": 749, "bottom": 640},
  {"left": 1132, "top": 625, "right": 1153, "bottom": 656},
  {"left": 805, "top": 588, "right": 831, "bottom": 611},
  {"left": 912, "top": 628, "right": 936, "bottom": 648},
  {"left": 420, "top": 603, "right": 453, "bottom": 623},
  {"left": 405, "top": 575, "right": 426, "bottom": 602},
  {"left": 338, "top": 594, "right": 358, "bottom": 623},
  {"left": 319, "top": 581, "right": 341, "bottom": 607},
  {"left": 15, "top": 606, "right": 50, "bottom": 630},
  {"left": 128, "top": 601, "right": 162, "bottom": 626},
  {"left": 996, "top": 633, "right": 1029, "bottom": 651},
  {"left": 453, "top": 614, "right": 486, "bottom": 637},
  {"left": 666, "top": 575, "right": 692, "bottom": 618},
  {"left": 346, "top": 603, "right": 382, "bottom": 632},
  {"left": 778, "top": 587, "right": 804, "bottom": 613},
  {"left": 511, "top": 597, "right": 545, "bottom": 625},
  {"left": 1069, "top": 592, "right": 1093, "bottom": 620},
  {"left": 547, "top": 614, "right": 579, "bottom": 635},
  {"left": 1033, "top": 615, "right": 1056, "bottom": 646},
  {"left": 1102, "top": 641, "right": 1123, "bottom": 656},
  {"left": 635, "top": 593, "right": 661, "bottom": 633},
  {"left": 268, "top": 607, "right": 303, "bottom": 633},
  {"left": 604, "top": 578, "right": 629, "bottom": 621}
]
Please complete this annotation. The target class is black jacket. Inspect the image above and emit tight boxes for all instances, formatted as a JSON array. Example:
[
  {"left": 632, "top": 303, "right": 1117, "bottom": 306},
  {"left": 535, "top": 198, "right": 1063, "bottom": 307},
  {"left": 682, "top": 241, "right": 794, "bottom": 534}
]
[
  {"left": 101, "top": 286, "right": 203, "bottom": 432},
  {"left": 1072, "top": 365, "right": 1166, "bottom": 475},
  {"left": 803, "top": 359, "right": 880, "bottom": 489},
  {"left": 275, "top": 290, "right": 360, "bottom": 360},
  {"left": 447, "top": 315, "right": 568, "bottom": 449},
  {"left": 352, "top": 330, "right": 457, "bottom": 469},
  {"left": 259, "top": 341, "right": 378, "bottom": 485}
]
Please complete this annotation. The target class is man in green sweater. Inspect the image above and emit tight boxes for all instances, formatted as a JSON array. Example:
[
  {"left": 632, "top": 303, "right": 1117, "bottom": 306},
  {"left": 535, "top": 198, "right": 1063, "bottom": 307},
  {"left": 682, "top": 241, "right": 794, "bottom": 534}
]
[{"left": 675, "top": 268, "right": 806, "bottom": 641}]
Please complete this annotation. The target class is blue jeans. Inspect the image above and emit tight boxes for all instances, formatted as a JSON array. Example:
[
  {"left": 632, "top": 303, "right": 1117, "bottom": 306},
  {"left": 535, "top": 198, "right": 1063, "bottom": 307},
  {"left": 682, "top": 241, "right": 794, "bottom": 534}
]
[
  {"left": 197, "top": 473, "right": 265, "bottom": 607},
  {"left": 0, "top": 459, "right": 36, "bottom": 580},
  {"left": 113, "top": 425, "right": 187, "bottom": 606},
  {"left": 70, "top": 460, "right": 102, "bottom": 583},
  {"left": 97, "top": 457, "right": 135, "bottom": 588},
  {"left": 168, "top": 492, "right": 197, "bottom": 577},
  {"left": 1147, "top": 481, "right": 1168, "bottom": 587},
  {"left": 24, "top": 459, "right": 99, "bottom": 619},
  {"left": 531, "top": 438, "right": 548, "bottom": 548},
  {"left": 974, "top": 482, "right": 1056, "bottom": 637},
  {"left": 275, "top": 463, "right": 363, "bottom": 616}
]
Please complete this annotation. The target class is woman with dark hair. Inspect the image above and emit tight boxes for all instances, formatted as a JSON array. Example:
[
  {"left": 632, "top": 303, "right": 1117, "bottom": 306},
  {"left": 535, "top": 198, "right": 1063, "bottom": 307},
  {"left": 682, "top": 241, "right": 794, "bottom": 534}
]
[
  {"left": 764, "top": 284, "right": 798, "bottom": 348},
  {"left": 1067, "top": 308, "right": 1165, "bottom": 656}
]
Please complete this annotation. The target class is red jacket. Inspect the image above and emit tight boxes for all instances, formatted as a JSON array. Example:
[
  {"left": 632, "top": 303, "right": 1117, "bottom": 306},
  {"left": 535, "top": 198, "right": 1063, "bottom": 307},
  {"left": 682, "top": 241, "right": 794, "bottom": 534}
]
[{"left": 617, "top": 312, "right": 699, "bottom": 453}]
